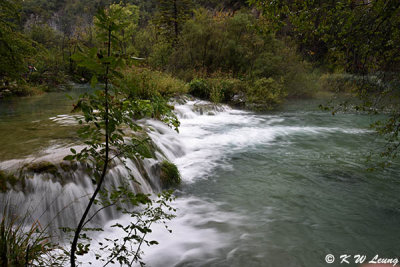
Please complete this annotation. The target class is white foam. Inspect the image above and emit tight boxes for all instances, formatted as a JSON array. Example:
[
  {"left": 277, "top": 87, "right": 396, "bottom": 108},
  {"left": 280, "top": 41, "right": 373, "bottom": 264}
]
[
  {"left": 81, "top": 197, "right": 243, "bottom": 267},
  {"left": 151, "top": 101, "right": 371, "bottom": 182}
]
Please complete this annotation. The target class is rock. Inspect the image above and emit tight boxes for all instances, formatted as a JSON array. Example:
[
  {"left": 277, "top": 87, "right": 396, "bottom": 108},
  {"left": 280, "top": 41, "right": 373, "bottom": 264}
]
[
  {"left": 26, "top": 161, "right": 60, "bottom": 177},
  {"left": 159, "top": 160, "right": 181, "bottom": 188}
]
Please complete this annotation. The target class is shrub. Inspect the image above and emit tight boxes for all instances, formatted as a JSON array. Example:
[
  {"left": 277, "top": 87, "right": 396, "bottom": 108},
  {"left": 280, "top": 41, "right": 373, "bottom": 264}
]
[
  {"left": 148, "top": 42, "right": 173, "bottom": 71},
  {"left": 160, "top": 161, "right": 181, "bottom": 188},
  {"left": 120, "top": 68, "right": 188, "bottom": 99},
  {"left": 208, "top": 78, "right": 246, "bottom": 103},
  {"left": 188, "top": 78, "right": 210, "bottom": 99},
  {"left": 189, "top": 77, "right": 246, "bottom": 103},
  {"left": 318, "top": 73, "right": 358, "bottom": 93},
  {"left": 246, "top": 77, "right": 286, "bottom": 110}
]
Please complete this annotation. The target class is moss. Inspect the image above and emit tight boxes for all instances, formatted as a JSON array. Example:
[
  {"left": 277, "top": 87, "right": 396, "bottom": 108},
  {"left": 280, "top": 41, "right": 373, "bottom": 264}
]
[
  {"left": 59, "top": 162, "right": 78, "bottom": 172},
  {"left": 160, "top": 160, "right": 181, "bottom": 188},
  {"left": 0, "top": 170, "right": 19, "bottom": 192},
  {"left": 26, "top": 161, "right": 60, "bottom": 177}
]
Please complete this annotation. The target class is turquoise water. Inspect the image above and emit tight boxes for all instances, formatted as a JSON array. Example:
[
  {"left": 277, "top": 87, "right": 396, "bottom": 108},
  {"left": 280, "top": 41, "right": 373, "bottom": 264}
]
[
  {"left": 142, "top": 100, "right": 400, "bottom": 267},
  {"left": 1, "top": 92, "right": 399, "bottom": 267}
]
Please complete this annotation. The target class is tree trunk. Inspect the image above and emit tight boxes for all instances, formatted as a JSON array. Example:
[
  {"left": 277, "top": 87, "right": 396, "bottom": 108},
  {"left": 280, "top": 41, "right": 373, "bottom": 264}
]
[{"left": 70, "top": 26, "right": 112, "bottom": 267}]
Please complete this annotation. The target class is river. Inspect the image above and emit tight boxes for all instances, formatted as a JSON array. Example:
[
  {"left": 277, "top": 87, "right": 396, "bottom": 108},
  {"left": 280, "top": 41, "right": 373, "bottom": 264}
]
[{"left": 1, "top": 90, "right": 399, "bottom": 267}]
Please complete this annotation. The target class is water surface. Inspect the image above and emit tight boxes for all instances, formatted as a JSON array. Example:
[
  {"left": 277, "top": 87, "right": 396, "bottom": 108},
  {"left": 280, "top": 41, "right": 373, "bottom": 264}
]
[
  {"left": 141, "top": 100, "right": 400, "bottom": 267},
  {"left": 1, "top": 93, "right": 399, "bottom": 267}
]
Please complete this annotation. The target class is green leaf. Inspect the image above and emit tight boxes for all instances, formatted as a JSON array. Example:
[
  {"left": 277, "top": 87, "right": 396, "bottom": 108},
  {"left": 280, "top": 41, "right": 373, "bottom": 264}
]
[{"left": 63, "top": 155, "right": 75, "bottom": 161}]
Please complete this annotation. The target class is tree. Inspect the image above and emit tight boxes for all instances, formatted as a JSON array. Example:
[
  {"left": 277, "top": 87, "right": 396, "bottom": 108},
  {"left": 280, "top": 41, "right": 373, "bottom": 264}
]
[
  {"left": 99, "top": 3, "right": 139, "bottom": 54},
  {"left": 249, "top": 0, "right": 400, "bottom": 73},
  {"left": 0, "top": 0, "right": 34, "bottom": 83},
  {"left": 154, "top": 0, "right": 193, "bottom": 41},
  {"left": 68, "top": 5, "right": 177, "bottom": 266}
]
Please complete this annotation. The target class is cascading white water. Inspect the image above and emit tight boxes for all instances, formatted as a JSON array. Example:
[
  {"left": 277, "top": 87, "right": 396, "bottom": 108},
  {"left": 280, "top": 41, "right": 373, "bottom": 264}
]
[
  {"left": 0, "top": 112, "right": 186, "bottom": 239},
  {"left": 1, "top": 98, "right": 380, "bottom": 266},
  {"left": 80, "top": 99, "right": 374, "bottom": 266}
]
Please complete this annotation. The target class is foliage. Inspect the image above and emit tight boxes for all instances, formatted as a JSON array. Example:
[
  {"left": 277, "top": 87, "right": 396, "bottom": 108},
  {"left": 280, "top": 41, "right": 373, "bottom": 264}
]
[
  {"left": 94, "top": 3, "right": 139, "bottom": 55},
  {"left": 318, "top": 73, "right": 359, "bottom": 93},
  {"left": 250, "top": 0, "right": 400, "bottom": 162},
  {"left": 0, "top": 207, "right": 62, "bottom": 266},
  {"left": 145, "top": 8, "right": 316, "bottom": 100},
  {"left": 120, "top": 67, "right": 188, "bottom": 99},
  {"left": 194, "top": 0, "right": 248, "bottom": 10},
  {"left": 0, "top": 0, "right": 35, "bottom": 83},
  {"left": 94, "top": 190, "right": 176, "bottom": 266},
  {"left": 249, "top": 0, "right": 400, "bottom": 74},
  {"left": 188, "top": 78, "right": 210, "bottom": 99},
  {"left": 189, "top": 77, "right": 245, "bottom": 103},
  {"left": 188, "top": 75, "right": 288, "bottom": 109},
  {"left": 66, "top": 5, "right": 178, "bottom": 266},
  {"left": 246, "top": 77, "right": 286, "bottom": 111},
  {"left": 154, "top": 0, "right": 193, "bottom": 41}
]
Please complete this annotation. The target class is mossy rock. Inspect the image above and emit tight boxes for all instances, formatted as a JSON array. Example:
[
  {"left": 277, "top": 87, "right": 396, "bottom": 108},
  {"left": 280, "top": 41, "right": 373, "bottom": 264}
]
[
  {"left": 160, "top": 161, "right": 181, "bottom": 188},
  {"left": 59, "top": 162, "right": 78, "bottom": 172},
  {"left": 26, "top": 161, "right": 60, "bottom": 177},
  {"left": 0, "top": 170, "right": 19, "bottom": 192}
]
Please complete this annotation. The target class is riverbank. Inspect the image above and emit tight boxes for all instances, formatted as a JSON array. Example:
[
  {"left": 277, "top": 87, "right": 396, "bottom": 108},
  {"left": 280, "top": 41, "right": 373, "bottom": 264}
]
[{"left": 2, "top": 66, "right": 347, "bottom": 113}]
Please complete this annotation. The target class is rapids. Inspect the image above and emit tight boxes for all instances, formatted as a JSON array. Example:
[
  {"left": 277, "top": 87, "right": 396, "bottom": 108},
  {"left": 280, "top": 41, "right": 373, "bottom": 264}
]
[{"left": 1, "top": 92, "right": 400, "bottom": 266}]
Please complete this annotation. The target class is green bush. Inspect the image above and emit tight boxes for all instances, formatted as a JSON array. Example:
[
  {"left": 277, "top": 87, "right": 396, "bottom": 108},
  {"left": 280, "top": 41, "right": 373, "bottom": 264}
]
[
  {"left": 208, "top": 78, "right": 246, "bottom": 102},
  {"left": 160, "top": 160, "right": 181, "bottom": 188},
  {"left": 318, "top": 73, "right": 358, "bottom": 93},
  {"left": 120, "top": 68, "right": 188, "bottom": 99},
  {"left": 246, "top": 77, "right": 286, "bottom": 110},
  {"left": 148, "top": 42, "right": 173, "bottom": 71},
  {"left": 134, "top": 8, "right": 318, "bottom": 105},
  {"left": 189, "top": 77, "right": 246, "bottom": 103},
  {"left": 188, "top": 78, "right": 210, "bottom": 99}
]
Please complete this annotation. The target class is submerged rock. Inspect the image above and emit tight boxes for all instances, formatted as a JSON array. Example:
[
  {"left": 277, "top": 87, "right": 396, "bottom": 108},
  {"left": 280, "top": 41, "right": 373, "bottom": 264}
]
[{"left": 192, "top": 102, "right": 226, "bottom": 115}]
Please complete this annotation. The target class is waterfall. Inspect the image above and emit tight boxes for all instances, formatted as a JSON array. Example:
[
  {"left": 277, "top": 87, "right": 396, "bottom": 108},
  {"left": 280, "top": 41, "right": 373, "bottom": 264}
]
[{"left": 0, "top": 98, "right": 228, "bottom": 241}]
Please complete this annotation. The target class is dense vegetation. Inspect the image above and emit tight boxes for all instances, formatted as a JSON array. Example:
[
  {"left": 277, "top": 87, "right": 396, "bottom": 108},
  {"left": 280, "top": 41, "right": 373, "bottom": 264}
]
[
  {"left": 2, "top": 0, "right": 399, "bottom": 104},
  {"left": 1, "top": 0, "right": 316, "bottom": 110}
]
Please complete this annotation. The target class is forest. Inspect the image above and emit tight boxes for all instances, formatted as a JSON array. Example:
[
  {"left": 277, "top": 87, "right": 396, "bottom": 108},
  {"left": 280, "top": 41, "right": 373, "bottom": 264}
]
[{"left": 1, "top": 0, "right": 400, "bottom": 266}]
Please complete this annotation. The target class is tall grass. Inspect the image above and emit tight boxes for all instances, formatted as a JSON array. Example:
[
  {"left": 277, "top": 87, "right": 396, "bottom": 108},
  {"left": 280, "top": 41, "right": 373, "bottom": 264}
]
[{"left": 0, "top": 205, "right": 58, "bottom": 266}]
